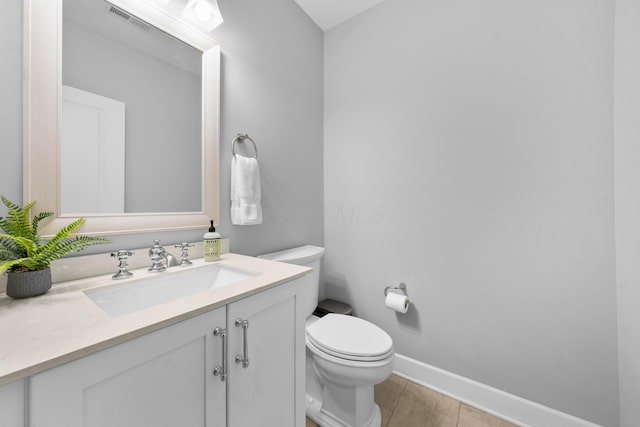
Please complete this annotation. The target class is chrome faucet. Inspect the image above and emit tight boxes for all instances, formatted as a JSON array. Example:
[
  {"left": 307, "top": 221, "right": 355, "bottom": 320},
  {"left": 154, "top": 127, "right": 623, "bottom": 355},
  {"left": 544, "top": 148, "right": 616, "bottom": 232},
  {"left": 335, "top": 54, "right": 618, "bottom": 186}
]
[{"left": 148, "top": 240, "right": 179, "bottom": 272}]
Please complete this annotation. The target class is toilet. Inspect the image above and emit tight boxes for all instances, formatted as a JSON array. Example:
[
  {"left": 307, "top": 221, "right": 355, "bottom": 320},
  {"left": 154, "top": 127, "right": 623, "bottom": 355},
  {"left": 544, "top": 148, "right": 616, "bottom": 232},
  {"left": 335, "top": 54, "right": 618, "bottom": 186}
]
[{"left": 258, "top": 246, "right": 394, "bottom": 427}]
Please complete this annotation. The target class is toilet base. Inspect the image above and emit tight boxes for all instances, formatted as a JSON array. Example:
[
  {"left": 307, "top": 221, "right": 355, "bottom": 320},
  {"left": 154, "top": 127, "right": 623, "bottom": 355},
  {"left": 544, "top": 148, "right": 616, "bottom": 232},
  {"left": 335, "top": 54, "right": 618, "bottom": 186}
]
[
  {"left": 305, "top": 362, "right": 383, "bottom": 427},
  {"left": 306, "top": 398, "right": 381, "bottom": 427}
]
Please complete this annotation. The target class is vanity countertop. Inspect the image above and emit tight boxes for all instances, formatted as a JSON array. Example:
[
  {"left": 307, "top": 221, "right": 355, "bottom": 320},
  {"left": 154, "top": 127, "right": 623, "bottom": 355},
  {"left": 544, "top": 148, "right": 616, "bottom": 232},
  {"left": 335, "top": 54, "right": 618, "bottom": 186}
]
[{"left": 0, "top": 253, "right": 310, "bottom": 387}]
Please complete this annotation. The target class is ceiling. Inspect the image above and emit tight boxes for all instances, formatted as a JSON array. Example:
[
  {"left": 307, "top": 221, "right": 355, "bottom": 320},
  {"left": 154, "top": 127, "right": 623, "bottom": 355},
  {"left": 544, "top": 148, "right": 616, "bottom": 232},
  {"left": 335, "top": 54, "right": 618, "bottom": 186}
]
[{"left": 293, "top": 0, "right": 386, "bottom": 31}]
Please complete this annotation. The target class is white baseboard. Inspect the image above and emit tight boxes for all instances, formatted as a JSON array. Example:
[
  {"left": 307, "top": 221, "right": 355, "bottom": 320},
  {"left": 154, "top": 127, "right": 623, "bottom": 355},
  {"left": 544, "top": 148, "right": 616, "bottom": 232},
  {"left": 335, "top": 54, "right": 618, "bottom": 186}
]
[{"left": 393, "top": 353, "right": 602, "bottom": 427}]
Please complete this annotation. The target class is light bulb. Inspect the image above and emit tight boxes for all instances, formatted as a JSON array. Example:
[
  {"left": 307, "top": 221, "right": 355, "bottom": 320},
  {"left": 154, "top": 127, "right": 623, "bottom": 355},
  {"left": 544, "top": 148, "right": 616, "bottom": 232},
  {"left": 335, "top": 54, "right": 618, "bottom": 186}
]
[
  {"left": 182, "top": 0, "right": 223, "bottom": 31},
  {"left": 193, "top": 1, "right": 212, "bottom": 21}
]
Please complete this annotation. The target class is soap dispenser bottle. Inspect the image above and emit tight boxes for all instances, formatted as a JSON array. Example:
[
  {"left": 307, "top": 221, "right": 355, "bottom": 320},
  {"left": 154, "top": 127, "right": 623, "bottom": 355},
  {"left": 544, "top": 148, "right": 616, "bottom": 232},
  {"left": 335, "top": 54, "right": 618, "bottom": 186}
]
[{"left": 203, "top": 220, "right": 221, "bottom": 262}]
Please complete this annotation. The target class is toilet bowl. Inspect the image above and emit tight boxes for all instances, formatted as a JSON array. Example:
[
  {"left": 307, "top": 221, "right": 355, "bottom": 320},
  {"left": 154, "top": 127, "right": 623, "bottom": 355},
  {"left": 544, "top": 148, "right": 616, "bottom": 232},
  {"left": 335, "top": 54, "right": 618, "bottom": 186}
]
[{"left": 258, "top": 246, "right": 394, "bottom": 427}]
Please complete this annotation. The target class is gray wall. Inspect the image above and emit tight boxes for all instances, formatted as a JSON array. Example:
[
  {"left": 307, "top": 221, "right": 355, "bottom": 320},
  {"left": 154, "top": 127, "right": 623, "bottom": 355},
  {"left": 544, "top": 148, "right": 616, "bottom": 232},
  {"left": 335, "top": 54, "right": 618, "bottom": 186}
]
[
  {"left": 212, "top": 0, "right": 324, "bottom": 255},
  {"left": 614, "top": 0, "right": 640, "bottom": 425},
  {"left": 0, "top": 0, "right": 324, "bottom": 255},
  {"left": 324, "top": 0, "right": 618, "bottom": 425}
]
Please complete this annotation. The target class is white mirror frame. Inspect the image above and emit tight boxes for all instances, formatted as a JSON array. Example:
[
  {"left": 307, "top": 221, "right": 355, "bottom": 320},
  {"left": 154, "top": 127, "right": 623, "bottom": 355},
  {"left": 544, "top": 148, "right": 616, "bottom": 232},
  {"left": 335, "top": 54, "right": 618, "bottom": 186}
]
[{"left": 23, "top": 0, "right": 220, "bottom": 237}]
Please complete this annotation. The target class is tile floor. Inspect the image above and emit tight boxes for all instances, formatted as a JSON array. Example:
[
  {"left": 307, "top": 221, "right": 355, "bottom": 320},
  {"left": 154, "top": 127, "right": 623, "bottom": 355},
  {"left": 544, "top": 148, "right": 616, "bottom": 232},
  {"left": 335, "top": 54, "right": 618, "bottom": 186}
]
[{"left": 306, "top": 374, "right": 520, "bottom": 427}]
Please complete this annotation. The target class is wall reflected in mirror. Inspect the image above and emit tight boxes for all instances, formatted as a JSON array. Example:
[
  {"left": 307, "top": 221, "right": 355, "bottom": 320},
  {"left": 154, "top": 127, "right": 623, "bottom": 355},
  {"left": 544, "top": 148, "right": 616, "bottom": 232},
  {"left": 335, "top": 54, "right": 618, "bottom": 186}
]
[{"left": 62, "top": 0, "right": 203, "bottom": 215}]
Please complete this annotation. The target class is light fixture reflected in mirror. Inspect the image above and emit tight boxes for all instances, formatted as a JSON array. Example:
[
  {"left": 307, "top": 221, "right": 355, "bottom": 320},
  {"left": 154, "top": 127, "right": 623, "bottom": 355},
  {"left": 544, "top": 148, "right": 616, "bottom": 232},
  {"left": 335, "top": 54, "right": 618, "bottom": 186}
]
[
  {"left": 183, "top": 0, "right": 223, "bottom": 32},
  {"left": 147, "top": 0, "right": 223, "bottom": 32}
]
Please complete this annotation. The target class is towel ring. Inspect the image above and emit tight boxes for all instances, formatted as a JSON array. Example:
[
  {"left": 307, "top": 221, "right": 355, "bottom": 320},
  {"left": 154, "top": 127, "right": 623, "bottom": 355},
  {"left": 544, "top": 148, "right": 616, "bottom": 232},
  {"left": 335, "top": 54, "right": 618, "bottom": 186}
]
[{"left": 232, "top": 133, "right": 258, "bottom": 159}]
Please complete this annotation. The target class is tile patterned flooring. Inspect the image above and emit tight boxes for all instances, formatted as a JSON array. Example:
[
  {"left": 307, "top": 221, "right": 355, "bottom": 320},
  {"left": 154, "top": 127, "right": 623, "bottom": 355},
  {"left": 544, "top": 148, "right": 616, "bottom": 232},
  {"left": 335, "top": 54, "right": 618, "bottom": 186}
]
[{"left": 306, "top": 374, "right": 519, "bottom": 427}]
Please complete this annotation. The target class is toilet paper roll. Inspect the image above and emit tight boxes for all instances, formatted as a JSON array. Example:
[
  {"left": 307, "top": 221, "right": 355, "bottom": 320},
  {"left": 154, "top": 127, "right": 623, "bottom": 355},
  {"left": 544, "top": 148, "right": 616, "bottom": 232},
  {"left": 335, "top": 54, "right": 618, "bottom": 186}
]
[{"left": 385, "top": 292, "right": 409, "bottom": 314}]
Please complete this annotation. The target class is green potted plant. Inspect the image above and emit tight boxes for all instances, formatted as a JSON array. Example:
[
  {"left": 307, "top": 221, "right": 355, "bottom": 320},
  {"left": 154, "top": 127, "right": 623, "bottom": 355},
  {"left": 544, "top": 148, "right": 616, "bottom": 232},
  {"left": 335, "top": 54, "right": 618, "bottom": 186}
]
[{"left": 0, "top": 196, "right": 108, "bottom": 298}]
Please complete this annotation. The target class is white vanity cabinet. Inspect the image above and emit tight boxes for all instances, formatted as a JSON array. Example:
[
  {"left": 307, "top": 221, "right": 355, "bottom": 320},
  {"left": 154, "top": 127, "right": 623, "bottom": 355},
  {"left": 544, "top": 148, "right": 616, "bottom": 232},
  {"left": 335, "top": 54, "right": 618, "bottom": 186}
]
[{"left": 29, "top": 278, "right": 305, "bottom": 427}]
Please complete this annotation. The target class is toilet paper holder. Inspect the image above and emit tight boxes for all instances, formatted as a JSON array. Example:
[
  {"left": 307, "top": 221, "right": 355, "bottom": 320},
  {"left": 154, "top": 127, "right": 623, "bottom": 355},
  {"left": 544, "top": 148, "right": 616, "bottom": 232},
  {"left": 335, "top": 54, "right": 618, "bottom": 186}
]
[{"left": 384, "top": 282, "right": 407, "bottom": 297}]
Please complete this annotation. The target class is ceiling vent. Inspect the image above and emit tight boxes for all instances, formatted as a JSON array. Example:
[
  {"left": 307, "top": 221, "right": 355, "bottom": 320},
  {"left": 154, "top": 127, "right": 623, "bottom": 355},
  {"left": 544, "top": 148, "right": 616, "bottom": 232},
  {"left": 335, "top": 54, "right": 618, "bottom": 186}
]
[{"left": 107, "top": 4, "right": 152, "bottom": 32}]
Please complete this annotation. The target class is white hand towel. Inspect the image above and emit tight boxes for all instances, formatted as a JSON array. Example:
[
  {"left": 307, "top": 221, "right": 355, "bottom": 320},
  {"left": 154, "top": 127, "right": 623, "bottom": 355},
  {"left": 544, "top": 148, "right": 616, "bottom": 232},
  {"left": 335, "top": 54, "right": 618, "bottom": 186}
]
[{"left": 231, "top": 154, "right": 262, "bottom": 225}]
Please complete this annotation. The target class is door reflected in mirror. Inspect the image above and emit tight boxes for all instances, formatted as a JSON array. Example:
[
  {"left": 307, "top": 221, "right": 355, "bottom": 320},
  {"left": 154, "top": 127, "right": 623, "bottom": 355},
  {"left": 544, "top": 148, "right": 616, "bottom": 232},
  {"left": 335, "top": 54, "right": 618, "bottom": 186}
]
[{"left": 62, "top": 0, "right": 202, "bottom": 215}]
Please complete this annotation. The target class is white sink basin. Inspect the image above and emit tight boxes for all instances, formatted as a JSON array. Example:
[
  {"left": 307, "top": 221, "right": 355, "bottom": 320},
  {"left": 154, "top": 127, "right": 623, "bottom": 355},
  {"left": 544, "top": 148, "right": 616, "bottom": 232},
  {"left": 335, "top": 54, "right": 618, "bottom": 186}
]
[{"left": 85, "top": 264, "right": 257, "bottom": 317}]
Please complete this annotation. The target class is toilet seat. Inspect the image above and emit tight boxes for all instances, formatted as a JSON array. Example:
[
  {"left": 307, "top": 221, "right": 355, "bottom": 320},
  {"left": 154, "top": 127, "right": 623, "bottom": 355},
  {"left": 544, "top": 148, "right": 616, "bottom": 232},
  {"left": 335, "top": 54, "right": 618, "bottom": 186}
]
[{"left": 306, "top": 314, "right": 393, "bottom": 362}]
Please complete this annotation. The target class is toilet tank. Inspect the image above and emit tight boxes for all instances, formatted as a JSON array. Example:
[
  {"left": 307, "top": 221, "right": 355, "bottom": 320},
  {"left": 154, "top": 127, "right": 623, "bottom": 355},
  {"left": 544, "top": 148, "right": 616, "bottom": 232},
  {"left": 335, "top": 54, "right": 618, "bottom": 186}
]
[{"left": 258, "top": 245, "right": 324, "bottom": 317}]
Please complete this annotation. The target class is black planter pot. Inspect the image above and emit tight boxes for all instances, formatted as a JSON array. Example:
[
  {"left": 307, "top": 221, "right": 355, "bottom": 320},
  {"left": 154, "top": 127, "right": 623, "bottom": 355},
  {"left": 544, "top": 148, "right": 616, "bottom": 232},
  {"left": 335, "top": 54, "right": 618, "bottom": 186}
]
[{"left": 6, "top": 267, "right": 52, "bottom": 299}]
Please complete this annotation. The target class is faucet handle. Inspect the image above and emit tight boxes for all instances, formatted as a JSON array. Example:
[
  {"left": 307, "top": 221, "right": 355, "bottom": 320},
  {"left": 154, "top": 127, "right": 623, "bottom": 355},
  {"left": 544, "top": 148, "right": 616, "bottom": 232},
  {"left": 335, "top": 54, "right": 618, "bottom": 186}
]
[
  {"left": 175, "top": 242, "right": 194, "bottom": 266},
  {"left": 111, "top": 250, "right": 134, "bottom": 259},
  {"left": 149, "top": 239, "right": 163, "bottom": 252},
  {"left": 111, "top": 250, "right": 134, "bottom": 280}
]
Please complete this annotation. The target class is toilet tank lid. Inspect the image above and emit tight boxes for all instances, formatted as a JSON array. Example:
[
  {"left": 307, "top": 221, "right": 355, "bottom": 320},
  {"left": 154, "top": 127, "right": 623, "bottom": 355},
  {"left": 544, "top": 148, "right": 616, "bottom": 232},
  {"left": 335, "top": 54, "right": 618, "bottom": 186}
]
[{"left": 258, "top": 245, "right": 325, "bottom": 265}]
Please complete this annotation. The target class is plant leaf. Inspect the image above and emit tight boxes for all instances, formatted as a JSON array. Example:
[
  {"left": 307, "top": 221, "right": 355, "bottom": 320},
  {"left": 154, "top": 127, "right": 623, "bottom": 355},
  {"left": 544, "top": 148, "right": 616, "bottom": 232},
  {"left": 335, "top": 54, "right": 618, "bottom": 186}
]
[
  {"left": 0, "top": 257, "right": 42, "bottom": 274},
  {"left": 0, "top": 234, "right": 38, "bottom": 257},
  {"left": 0, "top": 197, "right": 109, "bottom": 271},
  {"left": 31, "top": 211, "right": 53, "bottom": 240},
  {"left": 0, "top": 196, "right": 36, "bottom": 239}
]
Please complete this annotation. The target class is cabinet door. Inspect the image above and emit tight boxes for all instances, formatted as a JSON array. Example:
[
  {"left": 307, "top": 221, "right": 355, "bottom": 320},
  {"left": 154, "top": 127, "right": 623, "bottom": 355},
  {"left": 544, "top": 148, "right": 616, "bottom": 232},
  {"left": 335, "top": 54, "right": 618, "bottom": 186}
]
[
  {"left": 30, "top": 308, "right": 226, "bottom": 427},
  {"left": 0, "top": 379, "right": 25, "bottom": 427},
  {"left": 227, "top": 278, "right": 305, "bottom": 427}
]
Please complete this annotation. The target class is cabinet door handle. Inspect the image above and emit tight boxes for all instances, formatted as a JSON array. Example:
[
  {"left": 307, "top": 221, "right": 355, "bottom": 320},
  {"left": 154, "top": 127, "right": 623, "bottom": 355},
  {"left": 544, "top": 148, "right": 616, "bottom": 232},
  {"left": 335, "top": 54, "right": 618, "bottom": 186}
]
[
  {"left": 235, "top": 318, "right": 249, "bottom": 368},
  {"left": 213, "top": 327, "right": 227, "bottom": 381}
]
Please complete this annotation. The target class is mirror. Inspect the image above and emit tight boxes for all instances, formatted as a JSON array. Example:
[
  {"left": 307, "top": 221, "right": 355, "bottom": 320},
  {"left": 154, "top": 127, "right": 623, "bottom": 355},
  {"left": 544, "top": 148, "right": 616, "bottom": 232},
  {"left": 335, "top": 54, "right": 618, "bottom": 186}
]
[
  {"left": 24, "top": 0, "right": 220, "bottom": 236},
  {"left": 62, "top": 0, "right": 203, "bottom": 214}
]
